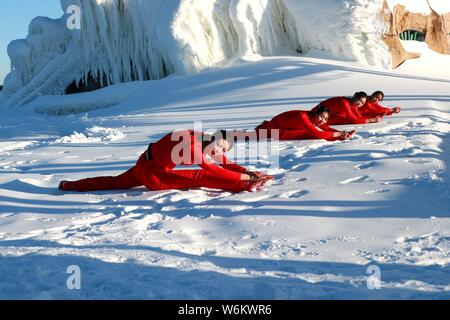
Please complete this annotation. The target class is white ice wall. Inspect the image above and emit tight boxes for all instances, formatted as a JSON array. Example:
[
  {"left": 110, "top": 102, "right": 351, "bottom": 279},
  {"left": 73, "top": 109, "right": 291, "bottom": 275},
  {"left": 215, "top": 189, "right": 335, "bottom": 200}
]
[{"left": 0, "top": 0, "right": 390, "bottom": 107}]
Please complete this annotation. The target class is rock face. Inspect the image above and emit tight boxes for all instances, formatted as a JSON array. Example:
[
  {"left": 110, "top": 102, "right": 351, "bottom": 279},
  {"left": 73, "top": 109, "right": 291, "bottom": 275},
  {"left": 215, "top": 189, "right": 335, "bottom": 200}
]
[
  {"left": 381, "top": 1, "right": 421, "bottom": 68},
  {"left": 445, "top": 13, "right": 450, "bottom": 29},
  {"left": 426, "top": 9, "right": 450, "bottom": 54},
  {"left": 382, "top": 0, "right": 450, "bottom": 68}
]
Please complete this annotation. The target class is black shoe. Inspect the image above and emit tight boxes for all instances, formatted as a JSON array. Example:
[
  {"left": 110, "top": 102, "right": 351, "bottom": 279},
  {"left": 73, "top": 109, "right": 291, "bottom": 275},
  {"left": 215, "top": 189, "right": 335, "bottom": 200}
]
[{"left": 59, "top": 181, "right": 76, "bottom": 191}]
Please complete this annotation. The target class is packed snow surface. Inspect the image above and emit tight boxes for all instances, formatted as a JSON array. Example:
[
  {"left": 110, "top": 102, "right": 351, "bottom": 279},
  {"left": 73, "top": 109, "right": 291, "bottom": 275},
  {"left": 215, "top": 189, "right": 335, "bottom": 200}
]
[
  {"left": 0, "top": 0, "right": 390, "bottom": 107},
  {"left": 0, "top": 45, "right": 449, "bottom": 298}
]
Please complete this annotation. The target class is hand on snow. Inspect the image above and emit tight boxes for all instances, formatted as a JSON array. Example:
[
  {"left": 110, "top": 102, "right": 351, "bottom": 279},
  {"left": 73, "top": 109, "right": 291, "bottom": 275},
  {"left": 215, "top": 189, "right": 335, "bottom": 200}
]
[
  {"left": 258, "top": 175, "right": 274, "bottom": 183},
  {"left": 248, "top": 173, "right": 274, "bottom": 182},
  {"left": 393, "top": 107, "right": 401, "bottom": 114},
  {"left": 246, "top": 175, "right": 273, "bottom": 192},
  {"left": 246, "top": 171, "right": 268, "bottom": 179},
  {"left": 340, "top": 130, "right": 355, "bottom": 140},
  {"left": 368, "top": 116, "right": 382, "bottom": 123},
  {"left": 344, "top": 130, "right": 356, "bottom": 140}
]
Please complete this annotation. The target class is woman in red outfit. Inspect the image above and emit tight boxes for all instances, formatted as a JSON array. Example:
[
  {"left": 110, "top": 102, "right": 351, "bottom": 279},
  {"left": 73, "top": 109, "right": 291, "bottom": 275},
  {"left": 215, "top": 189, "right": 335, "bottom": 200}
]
[
  {"left": 59, "top": 130, "right": 273, "bottom": 193},
  {"left": 255, "top": 106, "right": 355, "bottom": 141},
  {"left": 360, "top": 91, "right": 401, "bottom": 119},
  {"left": 313, "top": 92, "right": 382, "bottom": 125}
]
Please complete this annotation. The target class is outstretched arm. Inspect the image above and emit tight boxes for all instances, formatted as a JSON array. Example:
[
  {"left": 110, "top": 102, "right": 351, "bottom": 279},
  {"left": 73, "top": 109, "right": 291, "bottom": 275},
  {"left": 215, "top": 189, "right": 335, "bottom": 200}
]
[
  {"left": 319, "top": 123, "right": 339, "bottom": 132},
  {"left": 212, "top": 153, "right": 273, "bottom": 181},
  {"left": 343, "top": 101, "right": 367, "bottom": 124},
  {"left": 301, "top": 113, "right": 336, "bottom": 140},
  {"left": 212, "top": 153, "right": 247, "bottom": 173},
  {"left": 301, "top": 113, "right": 342, "bottom": 140},
  {"left": 373, "top": 102, "right": 398, "bottom": 115},
  {"left": 191, "top": 141, "right": 243, "bottom": 181}
]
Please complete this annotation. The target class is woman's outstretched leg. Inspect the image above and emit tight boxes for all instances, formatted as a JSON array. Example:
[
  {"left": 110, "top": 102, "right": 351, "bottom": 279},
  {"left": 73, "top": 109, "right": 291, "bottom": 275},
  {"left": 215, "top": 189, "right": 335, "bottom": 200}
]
[
  {"left": 277, "top": 129, "right": 309, "bottom": 140},
  {"left": 138, "top": 169, "right": 249, "bottom": 193},
  {"left": 60, "top": 167, "right": 142, "bottom": 192}
]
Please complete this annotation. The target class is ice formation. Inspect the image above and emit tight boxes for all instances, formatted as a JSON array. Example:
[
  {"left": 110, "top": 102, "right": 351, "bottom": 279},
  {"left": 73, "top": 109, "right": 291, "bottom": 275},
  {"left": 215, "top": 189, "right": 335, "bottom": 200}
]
[{"left": 0, "top": 0, "right": 390, "bottom": 107}]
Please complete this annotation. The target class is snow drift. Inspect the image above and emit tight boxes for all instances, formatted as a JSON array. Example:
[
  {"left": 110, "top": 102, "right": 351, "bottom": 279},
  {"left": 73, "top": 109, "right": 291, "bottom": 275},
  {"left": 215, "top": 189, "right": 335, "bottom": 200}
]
[{"left": 0, "top": 0, "right": 390, "bottom": 107}]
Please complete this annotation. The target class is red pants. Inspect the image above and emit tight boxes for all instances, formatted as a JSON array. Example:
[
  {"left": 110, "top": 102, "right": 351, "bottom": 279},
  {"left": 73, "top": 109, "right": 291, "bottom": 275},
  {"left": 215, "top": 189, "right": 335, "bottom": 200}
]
[{"left": 72, "top": 154, "right": 247, "bottom": 193}]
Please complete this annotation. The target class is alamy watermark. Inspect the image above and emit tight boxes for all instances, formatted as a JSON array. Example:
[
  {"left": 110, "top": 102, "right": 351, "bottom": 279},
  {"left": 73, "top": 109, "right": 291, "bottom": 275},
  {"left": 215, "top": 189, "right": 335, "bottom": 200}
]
[
  {"left": 169, "top": 121, "right": 280, "bottom": 169},
  {"left": 66, "top": 265, "right": 82, "bottom": 290},
  {"left": 66, "top": 5, "right": 81, "bottom": 31},
  {"left": 366, "top": 265, "right": 382, "bottom": 290}
]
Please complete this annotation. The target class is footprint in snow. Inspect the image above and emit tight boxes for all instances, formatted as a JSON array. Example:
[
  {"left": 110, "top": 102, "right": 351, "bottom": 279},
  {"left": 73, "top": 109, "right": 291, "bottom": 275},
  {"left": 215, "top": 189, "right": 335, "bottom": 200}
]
[
  {"left": 355, "top": 161, "right": 378, "bottom": 170},
  {"left": 285, "top": 177, "right": 307, "bottom": 183},
  {"left": 364, "top": 189, "right": 390, "bottom": 195},
  {"left": 291, "top": 163, "right": 310, "bottom": 172},
  {"left": 280, "top": 189, "right": 309, "bottom": 199},
  {"left": 339, "top": 175, "right": 372, "bottom": 184},
  {"left": 239, "top": 193, "right": 274, "bottom": 203},
  {"left": 405, "top": 159, "right": 432, "bottom": 165}
]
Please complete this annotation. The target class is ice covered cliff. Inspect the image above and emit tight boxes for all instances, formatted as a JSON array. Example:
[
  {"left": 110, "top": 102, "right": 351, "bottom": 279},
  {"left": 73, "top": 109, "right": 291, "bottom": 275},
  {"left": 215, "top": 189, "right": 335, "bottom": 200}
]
[{"left": 0, "top": 0, "right": 390, "bottom": 107}]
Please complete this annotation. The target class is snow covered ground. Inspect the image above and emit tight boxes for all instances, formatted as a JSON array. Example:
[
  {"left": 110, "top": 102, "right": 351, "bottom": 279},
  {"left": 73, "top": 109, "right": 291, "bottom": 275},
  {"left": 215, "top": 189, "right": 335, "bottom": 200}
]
[{"left": 0, "top": 47, "right": 449, "bottom": 299}]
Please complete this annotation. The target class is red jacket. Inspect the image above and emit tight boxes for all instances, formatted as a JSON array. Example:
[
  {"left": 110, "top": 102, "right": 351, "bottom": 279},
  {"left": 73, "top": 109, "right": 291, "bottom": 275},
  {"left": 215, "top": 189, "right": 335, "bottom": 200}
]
[
  {"left": 257, "top": 110, "right": 338, "bottom": 140},
  {"left": 315, "top": 97, "right": 366, "bottom": 125},
  {"left": 360, "top": 101, "right": 393, "bottom": 118},
  {"left": 151, "top": 130, "right": 246, "bottom": 181}
]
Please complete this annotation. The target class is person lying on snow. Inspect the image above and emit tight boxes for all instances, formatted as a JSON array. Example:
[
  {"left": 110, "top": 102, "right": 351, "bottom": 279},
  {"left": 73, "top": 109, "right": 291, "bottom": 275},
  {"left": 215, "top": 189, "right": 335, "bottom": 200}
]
[
  {"left": 59, "top": 130, "right": 274, "bottom": 193},
  {"left": 313, "top": 92, "right": 383, "bottom": 125},
  {"left": 359, "top": 91, "right": 401, "bottom": 119},
  {"left": 255, "top": 106, "right": 355, "bottom": 141}
]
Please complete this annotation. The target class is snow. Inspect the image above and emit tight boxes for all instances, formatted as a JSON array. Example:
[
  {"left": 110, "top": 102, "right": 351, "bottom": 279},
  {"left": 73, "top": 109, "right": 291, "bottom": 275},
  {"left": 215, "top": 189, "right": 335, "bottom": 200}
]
[
  {"left": 0, "top": 44, "right": 449, "bottom": 299},
  {"left": 399, "top": 40, "right": 450, "bottom": 79},
  {"left": 53, "top": 126, "right": 125, "bottom": 144},
  {"left": 0, "top": 0, "right": 390, "bottom": 108},
  {"left": 428, "top": 0, "right": 450, "bottom": 14}
]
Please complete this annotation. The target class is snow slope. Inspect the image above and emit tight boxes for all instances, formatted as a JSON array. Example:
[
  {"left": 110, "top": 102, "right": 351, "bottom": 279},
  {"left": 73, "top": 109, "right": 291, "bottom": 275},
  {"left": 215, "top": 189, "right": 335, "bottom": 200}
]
[
  {"left": 400, "top": 40, "right": 450, "bottom": 79},
  {"left": 0, "top": 0, "right": 390, "bottom": 108},
  {"left": 0, "top": 48, "right": 449, "bottom": 299}
]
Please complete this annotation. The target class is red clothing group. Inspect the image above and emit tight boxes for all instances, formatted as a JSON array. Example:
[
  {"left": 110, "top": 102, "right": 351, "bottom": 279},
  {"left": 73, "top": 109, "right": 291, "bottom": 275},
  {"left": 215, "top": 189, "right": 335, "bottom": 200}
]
[{"left": 66, "top": 96, "right": 399, "bottom": 194}]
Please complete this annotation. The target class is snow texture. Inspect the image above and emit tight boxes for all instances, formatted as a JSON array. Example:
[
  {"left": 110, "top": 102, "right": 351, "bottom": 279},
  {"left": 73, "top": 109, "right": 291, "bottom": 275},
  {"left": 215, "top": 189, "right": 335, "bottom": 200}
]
[
  {"left": 0, "top": 0, "right": 449, "bottom": 300},
  {"left": 0, "top": 0, "right": 390, "bottom": 107}
]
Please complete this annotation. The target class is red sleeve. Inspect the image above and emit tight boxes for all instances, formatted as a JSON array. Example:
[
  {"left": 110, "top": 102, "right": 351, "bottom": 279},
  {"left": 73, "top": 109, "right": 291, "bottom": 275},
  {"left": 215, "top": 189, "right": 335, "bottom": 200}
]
[
  {"left": 360, "top": 103, "right": 377, "bottom": 118},
  {"left": 192, "top": 141, "right": 242, "bottom": 181},
  {"left": 220, "top": 155, "right": 247, "bottom": 173},
  {"left": 318, "top": 123, "right": 339, "bottom": 132},
  {"left": 343, "top": 101, "right": 366, "bottom": 124},
  {"left": 300, "top": 113, "right": 336, "bottom": 140},
  {"left": 373, "top": 102, "right": 393, "bottom": 116}
]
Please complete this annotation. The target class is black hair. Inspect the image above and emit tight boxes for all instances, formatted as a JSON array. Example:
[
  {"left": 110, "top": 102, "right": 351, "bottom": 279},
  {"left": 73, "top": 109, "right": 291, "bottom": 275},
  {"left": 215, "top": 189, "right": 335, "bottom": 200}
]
[
  {"left": 353, "top": 91, "right": 368, "bottom": 100},
  {"left": 372, "top": 90, "right": 385, "bottom": 99},
  {"left": 315, "top": 105, "right": 330, "bottom": 116},
  {"left": 203, "top": 130, "right": 235, "bottom": 149}
]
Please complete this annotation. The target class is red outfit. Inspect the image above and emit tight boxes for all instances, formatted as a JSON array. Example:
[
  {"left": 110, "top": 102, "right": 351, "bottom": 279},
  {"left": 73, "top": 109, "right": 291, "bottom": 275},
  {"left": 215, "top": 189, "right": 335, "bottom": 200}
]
[
  {"left": 255, "top": 110, "right": 340, "bottom": 141},
  {"left": 71, "top": 130, "right": 249, "bottom": 193},
  {"left": 360, "top": 101, "right": 393, "bottom": 118},
  {"left": 314, "top": 97, "right": 366, "bottom": 125}
]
